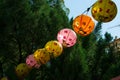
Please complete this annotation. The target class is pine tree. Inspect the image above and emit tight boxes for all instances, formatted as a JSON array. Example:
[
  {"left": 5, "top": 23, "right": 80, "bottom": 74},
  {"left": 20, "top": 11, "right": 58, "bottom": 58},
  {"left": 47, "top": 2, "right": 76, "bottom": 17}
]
[
  {"left": 1, "top": 0, "right": 120, "bottom": 80},
  {"left": 0, "top": 0, "right": 70, "bottom": 79}
]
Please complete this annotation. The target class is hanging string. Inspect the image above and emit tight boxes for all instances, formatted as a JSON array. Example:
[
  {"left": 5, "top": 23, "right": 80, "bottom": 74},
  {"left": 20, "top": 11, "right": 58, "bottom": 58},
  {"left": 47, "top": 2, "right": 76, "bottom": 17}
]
[
  {"left": 107, "top": 24, "right": 120, "bottom": 29},
  {"left": 82, "top": 3, "right": 95, "bottom": 15}
]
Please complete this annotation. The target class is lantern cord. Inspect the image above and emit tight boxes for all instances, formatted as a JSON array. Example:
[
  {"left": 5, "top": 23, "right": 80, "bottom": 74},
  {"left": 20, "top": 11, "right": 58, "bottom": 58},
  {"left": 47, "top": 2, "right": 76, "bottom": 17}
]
[
  {"left": 82, "top": 7, "right": 89, "bottom": 14},
  {"left": 82, "top": 3, "right": 95, "bottom": 14},
  {"left": 107, "top": 24, "right": 120, "bottom": 29}
]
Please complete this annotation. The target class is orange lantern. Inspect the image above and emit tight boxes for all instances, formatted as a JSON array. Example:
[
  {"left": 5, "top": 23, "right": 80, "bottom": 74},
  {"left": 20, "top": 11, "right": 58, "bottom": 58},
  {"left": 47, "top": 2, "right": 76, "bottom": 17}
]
[
  {"left": 72, "top": 14, "right": 95, "bottom": 36},
  {"left": 91, "top": 0, "right": 117, "bottom": 22},
  {"left": 33, "top": 48, "right": 50, "bottom": 64}
]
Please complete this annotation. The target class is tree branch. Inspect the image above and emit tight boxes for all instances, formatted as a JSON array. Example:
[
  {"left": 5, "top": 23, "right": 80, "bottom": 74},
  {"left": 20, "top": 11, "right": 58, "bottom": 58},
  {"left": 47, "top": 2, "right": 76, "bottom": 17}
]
[
  {"left": 0, "top": 61, "right": 3, "bottom": 78},
  {"left": 13, "top": 17, "right": 22, "bottom": 64}
]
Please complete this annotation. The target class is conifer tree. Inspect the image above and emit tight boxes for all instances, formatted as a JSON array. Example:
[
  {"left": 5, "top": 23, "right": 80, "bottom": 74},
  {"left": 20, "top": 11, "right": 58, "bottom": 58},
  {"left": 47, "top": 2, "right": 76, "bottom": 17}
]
[
  {"left": 0, "top": 0, "right": 120, "bottom": 80},
  {"left": 0, "top": 0, "right": 70, "bottom": 79}
]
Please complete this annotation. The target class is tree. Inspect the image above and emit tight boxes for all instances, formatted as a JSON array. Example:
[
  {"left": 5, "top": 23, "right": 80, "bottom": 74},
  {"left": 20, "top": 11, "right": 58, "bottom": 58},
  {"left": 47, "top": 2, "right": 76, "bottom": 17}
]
[
  {"left": 0, "top": 0, "right": 70, "bottom": 79},
  {"left": 0, "top": 0, "right": 120, "bottom": 80}
]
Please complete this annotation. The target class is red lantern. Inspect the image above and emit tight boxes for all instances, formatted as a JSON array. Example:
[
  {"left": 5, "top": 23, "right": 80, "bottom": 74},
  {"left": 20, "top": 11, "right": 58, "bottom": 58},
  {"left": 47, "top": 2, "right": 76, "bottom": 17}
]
[{"left": 73, "top": 14, "right": 95, "bottom": 36}]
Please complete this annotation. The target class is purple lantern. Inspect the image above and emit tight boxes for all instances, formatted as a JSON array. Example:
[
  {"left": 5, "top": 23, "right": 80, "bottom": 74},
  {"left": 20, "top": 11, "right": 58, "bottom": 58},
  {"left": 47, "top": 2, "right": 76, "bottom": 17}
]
[
  {"left": 57, "top": 28, "right": 77, "bottom": 47},
  {"left": 26, "top": 54, "right": 41, "bottom": 69}
]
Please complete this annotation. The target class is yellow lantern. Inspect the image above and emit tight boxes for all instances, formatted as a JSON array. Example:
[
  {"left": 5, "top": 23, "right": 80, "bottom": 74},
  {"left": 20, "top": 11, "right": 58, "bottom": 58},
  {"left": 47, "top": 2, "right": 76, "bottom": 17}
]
[
  {"left": 1, "top": 77, "right": 8, "bottom": 80},
  {"left": 91, "top": 0, "right": 117, "bottom": 22},
  {"left": 73, "top": 14, "right": 95, "bottom": 36},
  {"left": 15, "top": 63, "right": 30, "bottom": 79},
  {"left": 34, "top": 48, "right": 50, "bottom": 64},
  {"left": 45, "top": 40, "right": 63, "bottom": 58}
]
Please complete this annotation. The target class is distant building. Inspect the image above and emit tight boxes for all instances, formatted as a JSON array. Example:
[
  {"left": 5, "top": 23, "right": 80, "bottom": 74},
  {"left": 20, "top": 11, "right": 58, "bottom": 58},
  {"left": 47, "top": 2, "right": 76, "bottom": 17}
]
[
  {"left": 109, "top": 36, "right": 120, "bottom": 53},
  {"left": 111, "top": 75, "right": 120, "bottom": 80}
]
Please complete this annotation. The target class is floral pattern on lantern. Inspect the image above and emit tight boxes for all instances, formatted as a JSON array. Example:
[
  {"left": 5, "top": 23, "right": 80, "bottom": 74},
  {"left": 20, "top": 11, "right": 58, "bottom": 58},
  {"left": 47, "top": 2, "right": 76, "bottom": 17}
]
[
  {"left": 45, "top": 40, "right": 63, "bottom": 58},
  {"left": 15, "top": 63, "right": 30, "bottom": 79},
  {"left": 57, "top": 28, "right": 77, "bottom": 47},
  {"left": 33, "top": 48, "right": 50, "bottom": 64},
  {"left": 91, "top": 0, "right": 117, "bottom": 22},
  {"left": 26, "top": 54, "right": 41, "bottom": 69},
  {"left": 73, "top": 14, "right": 95, "bottom": 36}
]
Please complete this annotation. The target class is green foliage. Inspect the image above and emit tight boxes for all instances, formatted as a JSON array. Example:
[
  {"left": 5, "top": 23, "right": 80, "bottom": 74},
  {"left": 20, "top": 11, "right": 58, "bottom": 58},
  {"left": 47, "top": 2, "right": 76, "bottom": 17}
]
[
  {"left": 0, "top": 0, "right": 120, "bottom": 80},
  {"left": 0, "top": 0, "right": 70, "bottom": 78}
]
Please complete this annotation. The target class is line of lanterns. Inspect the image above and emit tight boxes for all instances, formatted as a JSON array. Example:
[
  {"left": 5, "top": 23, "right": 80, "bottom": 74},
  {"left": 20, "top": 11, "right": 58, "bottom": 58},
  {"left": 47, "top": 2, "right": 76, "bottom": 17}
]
[
  {"left": 15, "top": 28, "right": 78, "bottom": 79},
  {"left": 13, "top": 0, "right": 118, "bottom": 79}
]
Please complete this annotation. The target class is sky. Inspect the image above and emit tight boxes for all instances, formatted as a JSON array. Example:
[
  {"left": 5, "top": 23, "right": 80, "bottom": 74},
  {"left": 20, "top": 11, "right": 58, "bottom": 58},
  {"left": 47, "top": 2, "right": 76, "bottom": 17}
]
[{"left": 64, "top": 0, "right": 120, "bottom": 39}]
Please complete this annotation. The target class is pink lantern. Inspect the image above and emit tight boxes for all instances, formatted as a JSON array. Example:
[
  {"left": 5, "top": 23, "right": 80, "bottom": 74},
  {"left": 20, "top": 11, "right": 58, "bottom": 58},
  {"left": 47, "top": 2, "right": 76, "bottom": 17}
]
[
  {"left": 57, "top": 28, "right": 77, "bottom": 47},
  {"left": 26, "top": 54, "right": 41, "bottom": 69}
]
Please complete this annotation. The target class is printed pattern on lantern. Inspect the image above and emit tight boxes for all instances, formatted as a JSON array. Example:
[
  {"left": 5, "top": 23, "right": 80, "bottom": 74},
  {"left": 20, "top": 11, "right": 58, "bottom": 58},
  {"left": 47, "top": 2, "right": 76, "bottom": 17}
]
[
  {"left": 26, "top": 54, "right": 41, "bottom": 68},
  {"left": 57, "top": 28, "right": 77, "bottom": 47},
  {"left": 73, "top": 14, "right": 95, "bottom": 36},
  {"left": 16, "top": 63, "right": 30, "bottom": 78},
  {"left": 45, "top": 40, "right": 63, "bottom": 58},
  {"left": 91, "top": 0, "right": 117, "bottom": 22},
  {"left": 33, "top": 49, "right": 50, "bottom": 64}
]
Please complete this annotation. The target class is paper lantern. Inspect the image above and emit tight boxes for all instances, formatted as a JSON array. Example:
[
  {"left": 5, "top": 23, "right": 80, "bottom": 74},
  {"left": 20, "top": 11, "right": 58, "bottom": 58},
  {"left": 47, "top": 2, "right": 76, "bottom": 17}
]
[
  {"left": 91, "top": 0, "right": 117, "bottom": 22},
  {"left": 1, "top": 77, "right": 8, "bottom": 80},
  {"left": 26, "top": 54, "right": 41, "bottom": 69},
  {"left": 15, "top": 63, "right": 30, "bottom": 78},
  {"left": 73, "top": 14, "right": 95, "bottom": 36},
  {"left": 57, "top": 28, "right": 77, "bottom": 47},
  {"left": 45, "top": 40, "right": 63, "bottom": 58},
  {"left": 34, "top": 48, "right": 50, "bottom": 64}
]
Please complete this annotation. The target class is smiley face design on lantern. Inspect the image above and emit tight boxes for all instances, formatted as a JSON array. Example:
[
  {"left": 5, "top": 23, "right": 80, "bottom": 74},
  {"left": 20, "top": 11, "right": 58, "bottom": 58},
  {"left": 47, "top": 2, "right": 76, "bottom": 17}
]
[
  {"left": 57, "top": 28, "right": 77, "bottom": 47},
  {"left": 33, "top": 48, "right": 50, "bottom": 64},
  {"left": 45, "top": 40, "right": 63, "bottom": 58},
  {"left": 73, "top": 14, "right": 95, "bottom": 36},
  {"left": 91, "top": 0, "right": 117, "bottom": 22},
  {"left": 26, "top": 54, "right": 41, "bottom": 69}
]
